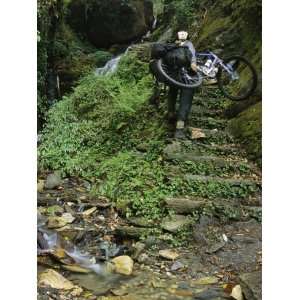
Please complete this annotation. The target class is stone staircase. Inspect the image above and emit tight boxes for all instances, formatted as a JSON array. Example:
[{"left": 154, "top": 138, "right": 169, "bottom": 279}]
[{"left": 162, "top": 91, "right": 262, "bottom": 222}]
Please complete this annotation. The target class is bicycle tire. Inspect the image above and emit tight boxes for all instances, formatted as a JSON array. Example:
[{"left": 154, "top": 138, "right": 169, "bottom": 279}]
[
  {"left": 217, "top": 55, "right": 257, "bottom": 101},
  {"left": 156, "top": 59, "right": 202, "bottom": 89}
]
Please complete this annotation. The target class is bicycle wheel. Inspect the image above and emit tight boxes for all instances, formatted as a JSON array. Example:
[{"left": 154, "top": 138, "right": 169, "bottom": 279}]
[
  {"left": 156, "top": 59, "right": 202, "bottom": 89},
  {"left": 217, "top": 55, "right": 257, "bottom": 100}
]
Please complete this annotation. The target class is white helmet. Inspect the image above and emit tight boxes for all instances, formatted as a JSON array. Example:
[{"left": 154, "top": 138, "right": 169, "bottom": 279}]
[{"left": 177, "top": 31, "right": 188, "bottom": 41}]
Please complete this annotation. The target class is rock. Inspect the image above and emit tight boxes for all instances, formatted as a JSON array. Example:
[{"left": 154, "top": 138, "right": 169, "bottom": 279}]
[
  {"left": 62, "top": 264, "right": 92, "bottom": 274},
  {"left": 46, "top": 205, "right": 64, "bottom": 216},
  {"left": 137, "top": 253, "right": 151, "bottom": 264},
  {"left": 194, "top": 288, "right": 223, "bottom": 299},
  {"left": 158, "top": 27, "right": 174, "bottom": 43},
  {"left": 45, "top": 171, "right": 61, "bottom": 189},
  {"left": 112, "top": 255, "right": 134, "bottom": 275},
  {"left": 47, "top": 216, "right": 68, "bottom": 229},
  {"left": 132, "top": 242, "right": 146, "bottom": 260},
  {"left": 61, "top": 213, "right": 75, "bottom": 223},
  {"left": 82, "top": 207, "right": 97, "bottom": 216},
  {"left": 161, "top": 215, "right": 192, "bottom": 233},
  {"left": 239, "top": 271, "right": 261, "bottom": 300},
  {"left": 159, "top": 249, "right": 179, "bottom": 260},
  {"left": 38, "top": 269, "right": 82, "bottom": 295},
  {"left": 170, "top": 261, "right": 185, "bottom": 271},
  {"left": 68, "top": 0, "right": 154, "bottom": 48},
  {"left": 37, "top": 180, "right": 45, "bottom": 192},
  {"left": 231, "top": 285, "right": 244, "bottom": 300},
  {"left": 163, "top": 141, "right": 182, "bottom": 157},
  {"left": 205, "top": 240, "right": 226, "bottom": 254},
  {"left": 47, "top": 212, "right": 75, "bottom": 228},
  {"left": 189, "top": 127, "right": 206, "bottom": 139},
  {"left": 128, "top": 217, "right": 156, "bottom": 228},
  {"left": 191, "top": 276, "right": 219, "bottom": 286}
]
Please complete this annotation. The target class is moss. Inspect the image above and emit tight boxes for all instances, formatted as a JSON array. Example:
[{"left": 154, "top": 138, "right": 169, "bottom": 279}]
[{"left": 227, "top": 102, "right": 262, "bottom": 165}]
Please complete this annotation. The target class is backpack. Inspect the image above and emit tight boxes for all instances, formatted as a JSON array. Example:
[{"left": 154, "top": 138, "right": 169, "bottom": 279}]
[
  {"left": 150, "top": 43, "right": 177, "bottom": 59},
  {"left": 163, "top": 46, "right": 192, "bottom": 68}
]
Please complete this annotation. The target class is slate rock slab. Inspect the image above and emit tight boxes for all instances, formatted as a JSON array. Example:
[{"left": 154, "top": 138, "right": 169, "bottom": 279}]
[{"left": 239, "top": 271, "right": 262, "bottom": 300}]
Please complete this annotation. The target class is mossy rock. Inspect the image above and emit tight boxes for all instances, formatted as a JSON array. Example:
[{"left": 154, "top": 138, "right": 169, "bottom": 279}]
[{"left": 227, "top": 102, "right": 262, "bottom": 165}]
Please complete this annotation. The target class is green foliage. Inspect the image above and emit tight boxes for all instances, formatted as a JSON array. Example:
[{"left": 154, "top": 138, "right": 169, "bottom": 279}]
[
  {"left": 38, "top": 52, "right": 155, "bottom": 178},
  {"left": 92, "top": 152, "right": 171, "bottom": 219},
  {"left": 175, "top": 178, "right": 260, "bottom": 200},
  {"left": 163, "top": 0, "right": 200, "bottom": 30},
  {"left": 174, "top": 160, "right": 252, "bottom": 177}
]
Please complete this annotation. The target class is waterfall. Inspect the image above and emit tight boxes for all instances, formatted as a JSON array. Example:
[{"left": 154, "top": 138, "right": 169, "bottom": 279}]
[
  {"left": 95, "top": 46, "right": 131, "bottom": 76},
  {"left": 152, "top": 17, "right": 157, "bottom": 30},
  {"left": 94, "top": 16, "right": 156, "bottom": 77}
]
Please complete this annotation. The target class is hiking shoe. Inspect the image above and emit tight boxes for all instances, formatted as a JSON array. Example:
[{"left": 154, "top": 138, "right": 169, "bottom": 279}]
[{"left": 174, "top": 128, "right": 186, "bottom": 139}]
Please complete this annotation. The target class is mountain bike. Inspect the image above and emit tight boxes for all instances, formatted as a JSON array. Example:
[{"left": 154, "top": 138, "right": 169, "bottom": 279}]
[{"left": 155, "top": 50, "right": 257, "bottom": 101}]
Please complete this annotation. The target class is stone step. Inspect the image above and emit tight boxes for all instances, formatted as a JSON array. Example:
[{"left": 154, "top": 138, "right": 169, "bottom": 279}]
[
  {"left": 165, "top": 152, "right": 247, "bottom": 166},
  {"left": 164, "top": 152, "right": 261, "bottom": 177},
  {"left": 188, "top": 128, "right": 234, "bottom": 144},
  {"left": 183, "top": 174, "right": 261, "bottom": 187},
  {"left": 190, "top": 106, "right": 224, "bottom": 118},
  {"left": 188, "top": 116, "right": 227, "bottom": 130},
  {"left": 164, "top": 197, "right": 261, "bottom": 221},
  {"left": 177, "top": 141, "right": 245, "bottom": 156}
]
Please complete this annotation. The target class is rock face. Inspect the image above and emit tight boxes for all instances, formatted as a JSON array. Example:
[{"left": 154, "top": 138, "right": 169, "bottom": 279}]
[{"left": 67, "top": 0, "right": 154, "bottom": 48}]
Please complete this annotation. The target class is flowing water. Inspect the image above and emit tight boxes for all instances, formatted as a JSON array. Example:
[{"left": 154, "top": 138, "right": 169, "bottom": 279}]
[{"left": 94, "top": 46, "right": 131, "bottom": 76}]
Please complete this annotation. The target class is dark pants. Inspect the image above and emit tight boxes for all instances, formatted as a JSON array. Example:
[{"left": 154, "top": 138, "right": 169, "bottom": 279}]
[{"left": 168, "top": 86, "right": 194, "bottom": 122}]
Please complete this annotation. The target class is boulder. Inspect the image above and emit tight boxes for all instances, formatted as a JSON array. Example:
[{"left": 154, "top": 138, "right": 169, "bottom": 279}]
[
  {"left": 67, "top": 0, "right": 154, "bottom": 48},
  {"left": 112, "top": 255, "right": 134, "bottom": 275},
  {"left": 161, "top": 214, "right": 193, "bottom": 233},
  {"left": 45, "top": 171, "right": 61, "bottom": 189}
]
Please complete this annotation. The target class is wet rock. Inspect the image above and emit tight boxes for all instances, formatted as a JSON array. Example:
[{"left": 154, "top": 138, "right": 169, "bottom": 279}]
[
  {"left": 161, "top": 214, "right": 192, "bottom": 233},
  {"left": 194, "top": 288, "right": 224, "bottom": 300},
  {"left": 239, "top": 271, "right": 261, "bottom": 300},
  {"left": 112, "top": 255, "right": 134, "bottom": 275},
  {"left": 231, "top": 285, "right": 244, "bottom": 300},
  {"left": 62, "top": 264, "right": 92, "bottom": 274},
  {"left": 45, "top": 172, "right": 61, "bottom": 189},
  {"left": 132, "top": 242, "right": 145, "bottom": 260},
  {"left": 47, "top": 213, "right": 75, "bottom": 229},
  {"left": 159, "top": 249, "right": 179, "bottom": 260},
  {"left": 191, "top": 276, "right": 219, "bottom": 286},
  {"left": 47, "top": 216, "right": 68, "bottom": 229},
  {"left": 170, "top": 261, "right": 185, "bottom": 271},
  {"left": 38, "top": 269, "right": 82, "bottom": 296}
]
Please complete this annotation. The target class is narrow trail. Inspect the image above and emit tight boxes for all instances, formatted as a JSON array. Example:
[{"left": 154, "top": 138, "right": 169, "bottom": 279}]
[{"left": 38, "top": 87, "right": 261, "bottom": 300}]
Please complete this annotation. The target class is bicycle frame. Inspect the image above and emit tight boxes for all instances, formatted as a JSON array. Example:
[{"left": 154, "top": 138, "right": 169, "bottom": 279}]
[{"left": 196, "top": 51, "right": 235, "bottom": 78}]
